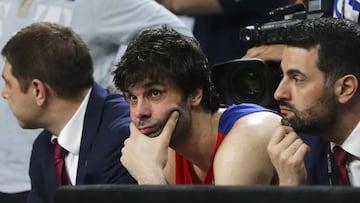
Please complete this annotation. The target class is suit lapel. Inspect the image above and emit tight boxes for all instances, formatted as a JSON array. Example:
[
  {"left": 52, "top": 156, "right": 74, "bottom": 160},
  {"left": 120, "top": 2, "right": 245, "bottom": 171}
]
[{"left": 76, "top": 82, "right": 108, "bottom": 184}]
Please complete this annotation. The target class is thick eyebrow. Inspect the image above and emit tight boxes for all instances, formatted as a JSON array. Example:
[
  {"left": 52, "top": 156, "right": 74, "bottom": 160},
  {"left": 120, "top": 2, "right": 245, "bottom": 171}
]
[
  {"left": 126, "top": 80, "right": 167, "bottom": 95},
  {"left": 142, "top": 81, "right": 166, "bottom": 89},
  {"left": 285, "top": 68, "right": 307, "bottom": 78}
]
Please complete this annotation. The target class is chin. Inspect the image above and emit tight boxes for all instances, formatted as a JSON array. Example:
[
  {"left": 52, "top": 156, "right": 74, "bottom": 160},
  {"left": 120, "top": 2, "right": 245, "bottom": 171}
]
[
  {"left": 18, "top": 121, "right": 38, "bottom": 130},
  {"left": 146, "top": 133, "right": 160, "bottom": 138},
  {"left": 17, "top": 121, "right": 27, "bottom": 129},
  {"left": 146, "top": 130, "right": 161, "bottom": 138},
  {"left": 280, "top": 118, "right": 292, "bottom": 127}
]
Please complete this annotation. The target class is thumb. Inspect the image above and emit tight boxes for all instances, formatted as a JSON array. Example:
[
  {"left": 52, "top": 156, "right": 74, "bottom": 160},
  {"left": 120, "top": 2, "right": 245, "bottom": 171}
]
[
  {"left": 129, "top": 122, "right": 140, "bottom": 136},
  {"left": 158, "top": 111, "right": 179, "bottom": 145}
]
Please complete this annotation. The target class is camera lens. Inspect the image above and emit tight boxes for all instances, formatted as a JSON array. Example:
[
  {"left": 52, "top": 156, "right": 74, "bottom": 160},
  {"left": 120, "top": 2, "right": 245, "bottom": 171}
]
[
  {"left": 239, "top": 25, "right": 259, "bottom": 43},
  {"left": 225, "top": 67, "right": 264, "bottom": 103}
]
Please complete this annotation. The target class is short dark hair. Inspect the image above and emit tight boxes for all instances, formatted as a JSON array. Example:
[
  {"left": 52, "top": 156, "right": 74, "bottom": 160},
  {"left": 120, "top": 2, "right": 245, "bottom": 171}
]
[
  {"left": 113, "top": 25, "right": 220, "bottom": 113},
  {"left": 284, "top": 17, "right": 360, "bottom": 93},
  {"left": 2, "top": 22, "right": 94, "bottom": 98}
]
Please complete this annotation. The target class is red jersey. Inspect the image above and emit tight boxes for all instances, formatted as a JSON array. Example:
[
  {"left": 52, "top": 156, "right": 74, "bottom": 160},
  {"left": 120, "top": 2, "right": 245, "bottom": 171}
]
[{"left": 175, "top": 103, "right": 274, "bottom": 184}]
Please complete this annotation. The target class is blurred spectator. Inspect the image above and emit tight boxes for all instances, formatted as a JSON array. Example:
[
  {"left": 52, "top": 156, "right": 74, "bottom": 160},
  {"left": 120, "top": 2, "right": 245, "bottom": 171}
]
[
  {"left": 334, "top": 0, "right": 360, "bottom": 23},
  {"left": 157, "top": 0, "right": 292, "bottom": 66}
]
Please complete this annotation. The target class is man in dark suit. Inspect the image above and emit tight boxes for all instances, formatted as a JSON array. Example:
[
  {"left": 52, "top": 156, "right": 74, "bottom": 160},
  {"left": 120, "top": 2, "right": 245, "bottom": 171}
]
[
  {"left": 1, "top": 22, "right": 136, "bottom": 203},
  {"left": 267, "top": 17, "right": 360, "bottom": 186}
]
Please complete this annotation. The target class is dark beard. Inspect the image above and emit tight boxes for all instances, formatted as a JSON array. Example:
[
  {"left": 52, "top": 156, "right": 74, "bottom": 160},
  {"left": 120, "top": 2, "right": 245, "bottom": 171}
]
[{"left": 279, "top": 89, "right": 337, "bottom": 134}]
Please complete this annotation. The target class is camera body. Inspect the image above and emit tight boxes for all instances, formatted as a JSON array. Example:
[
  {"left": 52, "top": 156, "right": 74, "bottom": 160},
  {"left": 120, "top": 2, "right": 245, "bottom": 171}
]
[
  {"left": 211, "top": 0, "right": 332, "bottom": 110},
  {"left": 239, "top": 18, "right": 303, "bottom": 46},
  {"left": 211, "top": 58, "right": 281, "bottom": 111},
  {"left": 240, "top": 0, "right": 332, "bottom": 45}
]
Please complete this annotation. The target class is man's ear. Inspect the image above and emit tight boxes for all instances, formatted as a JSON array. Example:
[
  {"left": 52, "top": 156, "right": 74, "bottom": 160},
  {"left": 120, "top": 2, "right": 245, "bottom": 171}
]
[
  {"left": 31, "top": 79, "right": 47, "bottom": 106},
  {"left": 335, "top": 74, "right": 358, "bottom": 104},
  {"left": 189, "top": 88, "right": 203, "bottom": 106}
]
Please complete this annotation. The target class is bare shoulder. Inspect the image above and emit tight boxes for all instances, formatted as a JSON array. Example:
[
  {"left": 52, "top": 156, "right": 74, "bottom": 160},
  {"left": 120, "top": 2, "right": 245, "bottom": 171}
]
[
  {"left": 214, "top": 111, "right": 279, "bottom": 184},
  {"left": 225, "top": 111, "right": 281, "bottom": 142},
  {"left": 238, "top": 111, "right": 281, "bottom": 128}
]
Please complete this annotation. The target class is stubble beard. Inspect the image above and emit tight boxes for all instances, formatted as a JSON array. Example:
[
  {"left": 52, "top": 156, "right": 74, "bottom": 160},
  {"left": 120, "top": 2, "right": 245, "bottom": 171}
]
[
  {"left": 168, "top": 107, "right": 192, "bottom": 149},
  {"left": 280, "top": 89, "right": 337, "bottom": 135}
]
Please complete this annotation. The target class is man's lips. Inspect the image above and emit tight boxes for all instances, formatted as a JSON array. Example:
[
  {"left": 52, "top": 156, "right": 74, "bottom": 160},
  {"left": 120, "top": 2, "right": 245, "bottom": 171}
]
[
  {"left": 138, "top": 126, "right": 157, "bottom": 135},
  {"left": 278, "top": 105, "right": 292, "bottom": 115}
]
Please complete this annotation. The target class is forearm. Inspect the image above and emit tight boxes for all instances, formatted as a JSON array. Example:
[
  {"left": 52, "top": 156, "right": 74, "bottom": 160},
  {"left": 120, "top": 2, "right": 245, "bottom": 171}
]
[
  {"left": 135, "top": 168, "right": 168, "bottom": 185},
  {"left": 157, "top": 0, "right": 223, "bottom": 15}
]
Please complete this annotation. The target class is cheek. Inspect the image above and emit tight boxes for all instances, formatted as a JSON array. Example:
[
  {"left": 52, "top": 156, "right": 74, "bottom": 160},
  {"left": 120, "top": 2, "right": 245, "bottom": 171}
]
[
  {"left": 157, "top": 105, "right": 177, "bottom": 119},
  {"left": 10, "top": 100, "right": 28, "bottom": 123},
  {"left": 6, "top": 95, "right": 18, "bottom": 112},
  {"left": 295, "top": 90, "right": 322, "bottom": 111},
  {"left": 129, "top": 111, "right": 136, "bottom": 122},
  {"left": 155, "top": 104, "right": 183, "bottom": 125}
]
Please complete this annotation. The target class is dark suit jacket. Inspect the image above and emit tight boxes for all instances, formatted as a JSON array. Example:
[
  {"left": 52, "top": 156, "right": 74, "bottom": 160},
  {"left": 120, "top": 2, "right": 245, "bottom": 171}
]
[
  {"left": 27, "top": 82, "right": 136, "bottom": 203},
  {"left": 300, "top": 133, "right": 331, "bottom": 185}
]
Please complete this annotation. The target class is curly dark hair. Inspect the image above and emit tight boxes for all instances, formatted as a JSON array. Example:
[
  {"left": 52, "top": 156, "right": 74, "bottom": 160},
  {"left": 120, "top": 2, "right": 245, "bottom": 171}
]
[{"left": 113, "top": 25, "right": 220, "bottom": 113}]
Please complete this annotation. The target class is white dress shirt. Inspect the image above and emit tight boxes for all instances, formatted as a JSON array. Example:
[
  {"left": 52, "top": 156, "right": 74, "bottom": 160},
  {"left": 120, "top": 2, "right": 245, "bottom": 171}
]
[
  {"left": 51, "top": 88, "right": 91, "bottom": 185},
  {"left": 331, "top": 121, "right": 360, "bottom": 186}
]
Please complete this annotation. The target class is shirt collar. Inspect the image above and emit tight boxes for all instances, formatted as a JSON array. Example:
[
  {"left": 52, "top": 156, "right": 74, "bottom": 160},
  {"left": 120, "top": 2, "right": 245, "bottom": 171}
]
[
  {"left": 52, "top": 88, "right": 92, "bottom": 155},
  {"left": 331, "top": 121, "right": 360, "bottom": 157}
]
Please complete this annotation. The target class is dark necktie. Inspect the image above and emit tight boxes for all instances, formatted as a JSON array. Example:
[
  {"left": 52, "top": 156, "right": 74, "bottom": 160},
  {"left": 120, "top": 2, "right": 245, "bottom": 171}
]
[
  {"left": 333, "top": 146, "right": 350, "bottom": 185},
  {"left": 54, "top": 140, "right": 70, "bottom": 185}
]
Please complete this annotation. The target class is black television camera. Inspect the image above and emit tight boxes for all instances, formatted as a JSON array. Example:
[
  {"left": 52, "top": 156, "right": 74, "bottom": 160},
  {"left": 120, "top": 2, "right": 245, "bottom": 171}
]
[
  {"left": 212, "top": 58, "right": 282, "bottom": 111},
  {"left": 211, "top": 0, "right": 332, "bottom": 110},
  {"left": 240, "top": 0, "right": 332, "bottom": 45}
]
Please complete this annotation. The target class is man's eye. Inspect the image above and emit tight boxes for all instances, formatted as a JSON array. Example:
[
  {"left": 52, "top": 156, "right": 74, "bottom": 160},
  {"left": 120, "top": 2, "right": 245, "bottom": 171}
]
[
  {"left": 151, "top": 90, "right": 161, "bottom": 97},
  {"left": 292, "top": 75, "right": 304, "bottom": 84},
  {"left": 293, "top": 76, "right": 300, "bottom": 82},
  {"left": 128, "top": 95, "right": 137, "bottom": 102}
]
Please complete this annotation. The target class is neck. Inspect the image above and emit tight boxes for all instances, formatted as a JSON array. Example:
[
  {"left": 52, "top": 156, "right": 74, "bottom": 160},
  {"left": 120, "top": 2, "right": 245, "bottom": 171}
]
[
  {"left": 44, "top": 89, "right": 90, "bottom": 136},
  {"left": 324, "top": 103, "right": 360, "bottom": 145},
  {"left": 175, "top": 108, "right": 221, "bottom": 171}
]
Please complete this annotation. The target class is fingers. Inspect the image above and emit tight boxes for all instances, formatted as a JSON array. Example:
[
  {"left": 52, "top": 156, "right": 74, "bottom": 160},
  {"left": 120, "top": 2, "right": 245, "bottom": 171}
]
[
  {"left": 242, "top": 46, "right": 264, "bottom": 59},
  {"left": 293, "top": 142, "right": 310, "bottom": 160},
  {"left": 280, "top": 138, "right": 309, "bottom": 162},
  {"left": 128, "top": 110, "right": 179, "bottom": 145},
  {"left": 267, "top": 125, "right": 310, "bottom": 185},
  {"left": 242, "top": 44, "right": 285, "bottom": 62},
  {"left": 129, "top": 122, "right": 140, "bottom": 135},
  {"left": 268, "top": 125, "right": 295, "bottom": 146},
  {"left": 158, "top": 111, "right": 179, "bottom": 145},
  {"left": 268, "top": 125, "right": 310, "bottom": 165}
]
